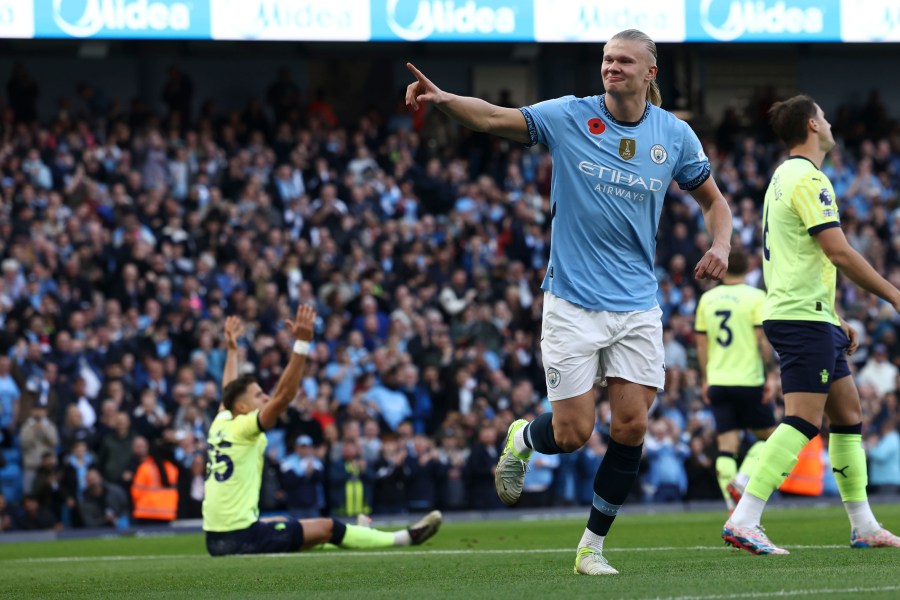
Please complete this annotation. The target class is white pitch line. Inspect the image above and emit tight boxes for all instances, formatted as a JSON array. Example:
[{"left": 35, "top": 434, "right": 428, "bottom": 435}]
[
  {"left": 3, "top": 544, "right": 849, "bottom": 564},
  {"left": 654, "top": 585, "right": 900, "bottom": 600}
]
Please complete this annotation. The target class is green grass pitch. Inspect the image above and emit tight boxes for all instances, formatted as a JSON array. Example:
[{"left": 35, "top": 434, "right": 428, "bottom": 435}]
[{"left": 2, "top": 505, "right": 899, "bottom": 599}]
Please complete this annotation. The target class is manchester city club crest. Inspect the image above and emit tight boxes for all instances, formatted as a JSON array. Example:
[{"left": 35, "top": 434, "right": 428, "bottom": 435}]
[
  {"left": 650, "top": 144, "right": 667, "bottom": 164},
  {"left": 546, "top": 367, "right": 561, "bottom": 389},
  {"left": 618, "top": 138, "right": 636, "bottom": 161}
]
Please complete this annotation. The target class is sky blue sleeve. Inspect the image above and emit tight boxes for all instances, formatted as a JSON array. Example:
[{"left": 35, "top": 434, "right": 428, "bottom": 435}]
[
  {"left": 519, "top": 96, "right": 572, "bottom": 150},
  {"left": 674, "top": 121, "right": 712, "bottom": 191}
]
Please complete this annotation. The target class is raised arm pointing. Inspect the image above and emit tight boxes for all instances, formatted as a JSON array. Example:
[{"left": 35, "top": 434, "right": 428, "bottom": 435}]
[{"left": 405, "top": 62, "right": 530, "bottom": 145}]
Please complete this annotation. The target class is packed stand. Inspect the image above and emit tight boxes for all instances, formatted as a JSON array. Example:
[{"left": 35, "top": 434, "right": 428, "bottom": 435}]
[{"left": 0, "top": 64, "right": 899, "bottom": 532}]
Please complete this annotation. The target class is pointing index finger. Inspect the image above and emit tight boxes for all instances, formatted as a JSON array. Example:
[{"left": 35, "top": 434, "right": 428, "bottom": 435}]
[{"left": 406, "top": 62, "right": 426, "bottom": 82}]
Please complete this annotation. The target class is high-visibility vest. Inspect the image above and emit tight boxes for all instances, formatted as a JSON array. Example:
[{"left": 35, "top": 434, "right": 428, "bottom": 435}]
[
  {"left": 131, "top": 457, "right": 179, "bottom": 521},
  {"left": 779, "top": 434, "right": 824, "bottom": 496}
]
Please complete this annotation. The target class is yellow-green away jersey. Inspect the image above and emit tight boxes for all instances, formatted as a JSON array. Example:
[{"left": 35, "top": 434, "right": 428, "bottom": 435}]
[
  {"left": 762, "top": 156, "right": 840, "bottom": 325},
  {"left": 695, "top": 283, "right": 766, "bottom": 386},
  {"left": 202, "top": 409, "right": 267, "bottom": 532}
]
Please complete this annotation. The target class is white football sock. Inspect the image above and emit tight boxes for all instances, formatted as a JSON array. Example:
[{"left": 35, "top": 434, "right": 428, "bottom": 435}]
[
  {"left": 729, "top": 493, "right": 766, "bottom": 529},
  {"left": 578, "top": 528, "right": 605, "bottom": 552},
  {"left": 514, "top": 423, "right": 530, "bottom": 454},
  {"left": 844, "top": 501, "right": 880, "bottom": 536},
  {"left": 394, "top": 530, "right": 412, "bottom": 546}
]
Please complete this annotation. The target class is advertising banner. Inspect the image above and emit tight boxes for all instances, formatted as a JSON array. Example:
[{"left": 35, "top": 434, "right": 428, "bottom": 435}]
[
  {"left": 684, "top": 0, "right": 842, "bottom": 42},
  {"left": 210, "top": 0, "right": 369, "bottom": 41},
  {"left": 0, "top": 1, "right": 35, "bottom": 39},
  {"left": 534, "top": 0, "right": 686, "bottom": 42},
  {"left": 34, "top": 0, "right": 210, "bottom": 39},
  {"left": 841, "top": 0, "right": 900, "bottom": 41},
  {"left": 370, "top": 0, "right": 534, "bottom": 41}
]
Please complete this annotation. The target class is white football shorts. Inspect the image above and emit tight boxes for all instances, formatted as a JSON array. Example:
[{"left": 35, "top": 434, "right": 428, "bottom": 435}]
[{"left": 540, "top": 292, "right": 665, "bottom": 401}]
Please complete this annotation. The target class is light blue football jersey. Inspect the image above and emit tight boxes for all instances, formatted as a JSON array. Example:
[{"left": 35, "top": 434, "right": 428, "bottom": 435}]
[{"left": 520, "top": 95, "right": 710, "bottom": 311}]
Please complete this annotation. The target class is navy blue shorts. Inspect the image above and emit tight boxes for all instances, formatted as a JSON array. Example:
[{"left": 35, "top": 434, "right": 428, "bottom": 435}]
[
  {"left": 206, "top": 520, "right": 304, "bottom": 556},
  {"left": 708, "top": 385, "right": 776, "bottom": 432},
  {"left": 763, "top": 320, "right": 852, "bottom": 394}
]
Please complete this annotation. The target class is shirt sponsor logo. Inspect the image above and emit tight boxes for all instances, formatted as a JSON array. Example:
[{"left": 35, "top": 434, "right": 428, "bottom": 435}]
[
  {"left": 578, "top": 161, "right": 663, "bottom": 191},
  {"left": 578, "top": 160, "right": 663, "bottom": 203}
]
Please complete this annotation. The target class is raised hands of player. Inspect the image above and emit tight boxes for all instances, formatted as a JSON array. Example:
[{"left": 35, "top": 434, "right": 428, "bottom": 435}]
[
  {"left": 286, "top": 304, "right": 316, "bottom": 343},
  {"left": 223, "top": 315, "right": 244, "bottom": 350},
  {"left": 405, "top": 63, "right": 444, "bottom": 112},
  {"left": 693, "top": 244, "right": 728, "bottom": 280}
]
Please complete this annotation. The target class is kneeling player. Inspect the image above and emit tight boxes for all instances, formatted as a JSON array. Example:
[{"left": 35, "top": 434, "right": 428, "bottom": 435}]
[{"left": 202, "top": 309, "right": 441, "bottom": 556}]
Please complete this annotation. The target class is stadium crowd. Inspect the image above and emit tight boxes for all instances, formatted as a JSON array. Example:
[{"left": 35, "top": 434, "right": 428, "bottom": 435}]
[{"left": 0, "top": 64, "right": 899, "bottom": 531}]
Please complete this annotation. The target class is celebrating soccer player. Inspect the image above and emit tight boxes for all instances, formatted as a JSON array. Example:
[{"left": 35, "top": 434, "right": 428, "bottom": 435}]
[
  {"left": 202, "top": 310, "right": 441, "bottom": 555},
  {"left": 407, "top": 29, "right": 732, "bottom": 575}
]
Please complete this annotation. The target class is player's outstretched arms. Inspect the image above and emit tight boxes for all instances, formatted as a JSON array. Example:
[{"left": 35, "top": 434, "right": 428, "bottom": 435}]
[
  {"left": 405, "top": 62, "right": 530, "bottom": 144},
  {"left": 218, "top": 315, "right": 245, "bottom": 412},
  {"left": 816, "top": 227, "right": 900, "bottom": 313},
  {"left": 259, "top": 304, "right": 316, "bottom": 430}
]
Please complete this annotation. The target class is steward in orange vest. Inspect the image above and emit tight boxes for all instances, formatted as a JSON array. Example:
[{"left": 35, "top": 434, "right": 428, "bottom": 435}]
[
  {"left": 779, "top": 434, "right": 824, "bottom": 496},
  {"left": 132, "top": 455, "right": 179, "bottom": 522}
]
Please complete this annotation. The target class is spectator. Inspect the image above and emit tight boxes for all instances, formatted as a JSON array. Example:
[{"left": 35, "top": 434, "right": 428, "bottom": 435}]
[
  {"left": 31, "top": 451, "right": 64, "bottom": 524},
  {"left": 13, "top": 495, "right": 56, "bottom": 531},
  {"left": 0, "top": 355, "right": 20, "bottom": 442},
  {"left": 279, "top": 435, "right": 324, "bottom": 519},
  {"left": 364, "top": 366, "right": 411, "bottom": 432},
  {"left": 59, "top": 404, "right": 93, "bottom": 455},
  {"left": 465, "top": 424, "right": 501, "bottom": 510},
  {"left": 857, "top": 344, "right": 899, "bottom": 397},
  {"left": 132, "top": 389, "right": 170, "bottom": 442},
  {"left": 79, "top": 468, "right": 129, "bottom": 529},
  {"left": 19, "top": 406, "right": 59, "bottom": 495},
  {"left": 178, "top": 452, "right": 207, "bottom": 520},
  {"left": 405, "top": 435, "right": 442, "bottom": 512},
  {"left": 0, "top": 492, "right": 12, "bottom": 532},
  {"left": 866, "top": 422, "right": 900, "bottom": 494},
  {"left": 97, "top": 412, "right": 134, "bottom": 486},
  {"left": 643, "top": 420, "right": 690, "bottom": 503},
  {"left": 371, "top": 437, "right": 409, "bottom": 515},
  {"left": 61, "top": 439, "right": 95, "bottom": 517},
  {"left": 435, "top": 428, "right": 468, "bottom": 510},
  {"left": 520, "top": 450, "right": 559, "bottom": 508}
]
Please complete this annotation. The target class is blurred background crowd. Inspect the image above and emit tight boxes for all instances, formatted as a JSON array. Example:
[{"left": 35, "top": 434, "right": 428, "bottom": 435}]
[{"left": 0, "top": 62, "right": 899, "bottom": 532}]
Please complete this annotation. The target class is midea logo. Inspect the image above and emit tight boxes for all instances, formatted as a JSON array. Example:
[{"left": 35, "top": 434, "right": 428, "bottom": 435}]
[
  {"left": 52, "top": 0, "right": 191, "bottom": 37},
  {"left": 699, "top": 0, "right": 824, "bottom": 41},
  {"left": 386, "top": 0, "right": 515, "bottom": 41},
  {"left": 222, "top": 0, "right": 354, "bottom": 38}
]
